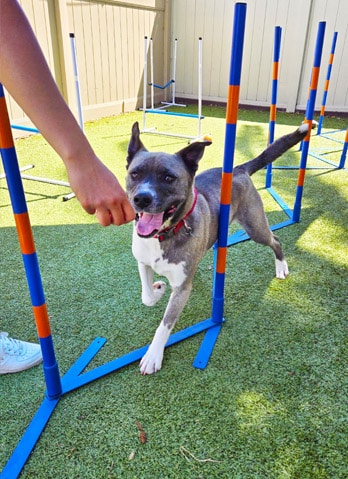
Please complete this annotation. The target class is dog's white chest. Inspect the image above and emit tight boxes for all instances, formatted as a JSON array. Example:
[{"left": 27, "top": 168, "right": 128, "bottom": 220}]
[{"left": 132, "top": 229, "right": 187, "bottom": 287}]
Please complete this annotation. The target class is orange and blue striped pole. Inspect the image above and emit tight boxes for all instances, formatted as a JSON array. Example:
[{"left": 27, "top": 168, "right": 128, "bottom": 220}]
[
  {"left": 265, "top": 26, "right": 282, "bottom": 188},
  {"left": 211, "top": 2, "right": 246, "bottom": 324},
  {"left": 317, "top": 32, "right": 338, "bottom": 135},
  {"left": 293, "top": 22, "right": 326, "bottom": 223},
  {"left": 338, "top": 127, "right": 348, "bottom": 169},
  {"left": 0, "top": 84, "right": 62, "bottom": 399}
]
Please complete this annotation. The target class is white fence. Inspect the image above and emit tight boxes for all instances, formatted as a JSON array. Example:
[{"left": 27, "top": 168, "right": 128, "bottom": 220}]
[
  {"left": 6, "top": 0, "right": 348, "bottom": 136},
  {"left": 172, "top": 0, "right": 348, "bottom": 113}
]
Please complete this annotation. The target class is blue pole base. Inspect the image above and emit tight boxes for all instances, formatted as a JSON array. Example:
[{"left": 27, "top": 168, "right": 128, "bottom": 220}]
[
  {"left": 193, "top": 321, "right": 224, "bottom": 369},
  {"left": 1, "top": 318, "right": 223, "bottom": 479}
]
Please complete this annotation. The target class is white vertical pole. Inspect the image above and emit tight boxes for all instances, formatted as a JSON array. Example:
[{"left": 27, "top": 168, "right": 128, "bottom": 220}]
[
  {"left": 69, "top": 33, "right": 84, "bottom": 131},
  {"left": 172, "top": 38, "right": 178, "bottom": 104},
  {"left": 142, "top": 36, "right": 148, "bottom": 130},
  {"left": 198, "top": 37, "right": 203, "bottom": 137},
  {"left": 150, "top": 38, "right": 154, "bottom": 109}
]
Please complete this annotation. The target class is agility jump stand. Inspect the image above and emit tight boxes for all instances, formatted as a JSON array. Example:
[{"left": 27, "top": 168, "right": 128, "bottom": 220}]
[
  {"left": 148, "top": 38, "right": 186, "bottom": 111},
  {"left": 0, "top": 122, "right": 74, "bottom": 200},
  {"left": 2, "top": 32, "right": 86, "bottom": 201},
  {"left": 307, "top": 31, "right": 346, "bottom": 169},
  {"left": 141, "top": 36, "right": 204, "bottom": 140},
  {"left": 0, "top": 4, "right": 247, "bottom": 477},
  {"left": 227, "top": 20, "right": 326, "bottom": 250}
]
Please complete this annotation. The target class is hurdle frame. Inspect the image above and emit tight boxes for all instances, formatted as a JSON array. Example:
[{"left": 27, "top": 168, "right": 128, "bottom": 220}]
[
  {"left": 141, "top": 36, "right": 204, "bottom": 140},
  {"left": 0, "top": 4, "right": 247, "bottom": 477},
  {"left": 149, "top": 38, "right": 186, "bottom": 111}
]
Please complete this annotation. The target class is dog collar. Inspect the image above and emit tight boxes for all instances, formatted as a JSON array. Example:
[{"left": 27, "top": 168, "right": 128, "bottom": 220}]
[{"left": 155, "top": 188, "right": 198, "bottom": 242}]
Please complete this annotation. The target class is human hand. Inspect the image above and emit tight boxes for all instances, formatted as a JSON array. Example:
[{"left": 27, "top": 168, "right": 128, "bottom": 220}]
[{"left": 66, "top": 155, "right": 135, "bottom": 226}]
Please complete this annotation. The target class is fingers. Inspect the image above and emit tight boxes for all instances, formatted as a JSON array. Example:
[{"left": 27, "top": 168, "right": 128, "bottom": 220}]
[
  {"left": 95, "top": 200, "right": 135, "bottom": 227},
  {"left": 67, "top": 159, "right": 135, "bottom": 226},
  {"left": 95, "top": 208, "right": 113, "bottom": 226},
  {"left": 122, "top": 201, "right": 136, "bottom": 224}
]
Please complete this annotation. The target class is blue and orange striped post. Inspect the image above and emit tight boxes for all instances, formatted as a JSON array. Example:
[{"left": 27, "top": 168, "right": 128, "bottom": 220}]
[
  {"left": 339, "top": 127, "right": 348, "bottom": 169},
  {"left": 293, "top": 22, "right": 326, "bottom": 223},
  {"left": 265, "top": 26, "right": 282, "bottom": 188},
  {"left": 211, "top": 2, "right": 247, "bottom": 324},
  {"left": 0, "top": 84, "right": 62, "bottom": 400},
  {"left": 317, "top": 31, "right": 338, "bottom": 135}
]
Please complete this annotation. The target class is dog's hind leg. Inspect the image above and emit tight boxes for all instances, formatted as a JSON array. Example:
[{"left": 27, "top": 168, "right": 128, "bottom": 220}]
[
  {"left": 236, "top": 190, "right": 289, "bottom": 279},
  {"left": 138, "top": 262, "right": 166, "bottom": 306},
  {"left": 244, "top": 222, "right": 288, "bottom": 279}
]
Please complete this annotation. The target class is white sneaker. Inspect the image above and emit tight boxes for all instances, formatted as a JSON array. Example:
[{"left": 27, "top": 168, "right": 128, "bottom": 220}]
[{"left": 0, "top": 332, "right": 42, "bottom": 374}]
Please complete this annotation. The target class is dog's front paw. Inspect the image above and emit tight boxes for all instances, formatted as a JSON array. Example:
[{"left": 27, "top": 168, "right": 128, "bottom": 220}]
[
  {"left": 275, "top": 259, "right": 289, "bottom": 279},
  {"left": 140, "top": 346, "right": 164, "bottom": 375},
  {"left": 142, "top": 281, "right": 166, "bottom": 306}
]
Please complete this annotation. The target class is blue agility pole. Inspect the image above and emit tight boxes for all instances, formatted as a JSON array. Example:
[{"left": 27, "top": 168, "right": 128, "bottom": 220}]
[
  {"left": 339, "top": 127, "right": 348, "bottom": 169},
  {"left": 317, "top": 31, "right": 338, "bottom": 135},
  {"left": 193, "top": 2, "right": 247, "bottom": 369},
  {"left": 273, "top": 29, "right": 339, "bottom": 171},
  {"left": 0, "top": 84, "right": 62, "bottom": 401},
  {"left": 265, "top": 26, "right": 282, "bottom": 189},
  {"left": 222, "top": 22, "right": 325, "bottom": 253},
  {"left": 10, "top": 124, "right": 39, "bottom": 133},
  {"left": 292, "top": 21, "right": 326, "bottom": 223},
  {"left": 144, "top": 109, "right": 204, "bottom": 119}
]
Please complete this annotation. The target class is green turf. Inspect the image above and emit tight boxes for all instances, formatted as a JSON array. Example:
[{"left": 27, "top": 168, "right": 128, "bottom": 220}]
[{"left": 0, "top": 107, "right": 347, "bottom": 478}]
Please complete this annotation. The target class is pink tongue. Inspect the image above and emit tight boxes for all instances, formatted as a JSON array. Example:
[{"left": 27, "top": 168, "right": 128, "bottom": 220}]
[{"left": 137, "top": 212, "right": 164, "bottom": 236}]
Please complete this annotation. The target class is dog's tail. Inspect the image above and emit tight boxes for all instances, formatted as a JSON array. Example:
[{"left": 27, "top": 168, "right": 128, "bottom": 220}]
[{"left": 238, "top": 123, "right": 312, "bottom": 176}]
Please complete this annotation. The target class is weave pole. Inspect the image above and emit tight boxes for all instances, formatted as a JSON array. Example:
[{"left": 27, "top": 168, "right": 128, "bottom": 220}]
[
  {"left": 292, "top": 21, "right": 326, "bottom": 223},
  {"left": 317, "top": 31, "right": 338, "bottom": 135},
  {"left": 193, "top": 2, "right": 247, "bottom": 368},
  {"left": 0, "top": 84, "right": 62, "bottom": 400},
  {"left": 265, "top": 26, "right": 282, "bottom": 188},
  {"left": 339, "top": 127, "right": 348, "bottom": 169}
]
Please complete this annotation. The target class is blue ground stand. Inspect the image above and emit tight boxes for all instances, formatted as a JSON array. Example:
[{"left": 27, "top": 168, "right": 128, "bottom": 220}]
[{"left": 1, "top": 317, "right": 223, "bottom": 479}]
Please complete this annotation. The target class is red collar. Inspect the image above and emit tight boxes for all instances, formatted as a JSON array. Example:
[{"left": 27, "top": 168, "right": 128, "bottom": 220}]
[{"left": 155, "top": 188, "right": 198, "bottom": 242}]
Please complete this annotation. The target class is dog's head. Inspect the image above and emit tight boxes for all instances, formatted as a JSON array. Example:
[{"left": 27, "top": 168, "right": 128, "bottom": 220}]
[{"left": 126, "top": 122, "right": 211, "bottom": 238}]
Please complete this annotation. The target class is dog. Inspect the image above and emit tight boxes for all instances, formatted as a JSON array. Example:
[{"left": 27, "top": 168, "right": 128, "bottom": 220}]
[{"left": 126, "top": 121, "right": 311, "bottom": 374}]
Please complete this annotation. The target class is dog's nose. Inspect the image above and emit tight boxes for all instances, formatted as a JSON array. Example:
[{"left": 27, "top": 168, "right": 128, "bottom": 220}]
[{"left": 133, "top": 191, "right": 153, "bottom": 209}]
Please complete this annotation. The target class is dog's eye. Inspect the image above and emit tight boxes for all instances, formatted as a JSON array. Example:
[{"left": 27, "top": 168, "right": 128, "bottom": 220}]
[
  {"left": 130, "top": 172, "right": 139, "bottom": 180},
  {"left": 164, "top": 175, "right": 176, "bottom": 183}
]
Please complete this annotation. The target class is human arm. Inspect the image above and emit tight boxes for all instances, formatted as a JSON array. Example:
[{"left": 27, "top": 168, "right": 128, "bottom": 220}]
[{"left": 0, "top": 0, "right": 135, "bottom": 226}]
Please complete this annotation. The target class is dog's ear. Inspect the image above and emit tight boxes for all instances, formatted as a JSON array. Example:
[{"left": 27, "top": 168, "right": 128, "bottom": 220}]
[
  {"left": 177, "top": 140, "right": 212, "bottom": 176},
  {"left": 127, "top": 122, "right": 147, "bottom": 167}
]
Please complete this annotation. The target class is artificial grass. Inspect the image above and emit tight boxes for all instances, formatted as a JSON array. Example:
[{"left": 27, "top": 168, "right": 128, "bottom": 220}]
[{"left": 0, "top": 107, "right": 347, "bottom": 478}]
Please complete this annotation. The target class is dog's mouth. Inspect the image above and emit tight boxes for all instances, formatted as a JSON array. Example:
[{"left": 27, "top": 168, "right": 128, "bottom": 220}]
[{"left": 135, "top": 206, "right": 176, "bottom": 238}]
